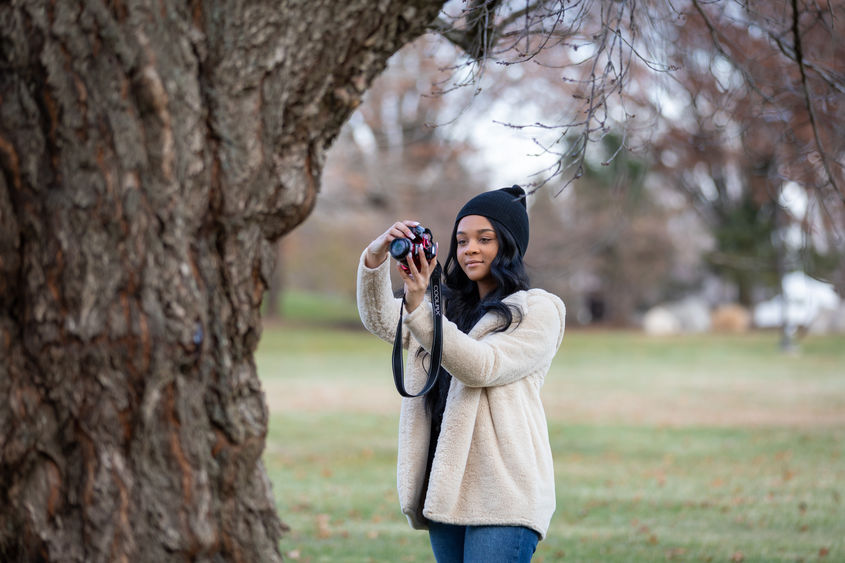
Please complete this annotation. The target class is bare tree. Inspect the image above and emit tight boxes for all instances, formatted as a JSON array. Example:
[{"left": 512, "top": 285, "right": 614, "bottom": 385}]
[
  {"left": 638, "top": 1, "right": 845, "bottom": 343},
  {"left": 0, "top": 1, "right": 445, "bottom": 560},
  {"left": 429, "top": 1, "right": 843, "bottom": 204},
  {"left": 429, "top": 0, "right": 844, "bottom": 325}
]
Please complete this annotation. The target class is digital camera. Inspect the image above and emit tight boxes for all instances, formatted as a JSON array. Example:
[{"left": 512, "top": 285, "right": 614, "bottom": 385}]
[{"left": 389, "top": 225, "right": 436, "bottom": 272}]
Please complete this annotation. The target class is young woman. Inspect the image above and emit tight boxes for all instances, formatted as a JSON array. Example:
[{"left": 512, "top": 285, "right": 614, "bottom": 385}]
[{"left": 357, "top": 186, "right": 566, "bottom": 562}]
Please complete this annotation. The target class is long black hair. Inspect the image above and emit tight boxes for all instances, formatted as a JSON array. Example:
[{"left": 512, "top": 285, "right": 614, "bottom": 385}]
[{"left": 423, "top": 216, "right": 530, "bottom": 415}]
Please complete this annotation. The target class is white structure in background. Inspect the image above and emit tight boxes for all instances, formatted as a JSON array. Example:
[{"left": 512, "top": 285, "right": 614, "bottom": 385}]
[
  {"left": 642, "top": 273, "right": 842, "bottom": 335},
  {"left": 809, "top": 302, "right": 845, "bottom": 334},
  {"left": 643, "top": 297, "right": 712, "bottom": 335},
  {"left": 753, "top": 271, "right": 842, "bottom": 331},
  {"left": 642, "top": 306, "right": 681, "bottom": 335}
]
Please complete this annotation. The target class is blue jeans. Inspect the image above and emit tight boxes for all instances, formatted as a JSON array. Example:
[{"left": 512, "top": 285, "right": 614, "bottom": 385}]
[{"left": 428, "top": 521, "right": 539, "bottom": 562}]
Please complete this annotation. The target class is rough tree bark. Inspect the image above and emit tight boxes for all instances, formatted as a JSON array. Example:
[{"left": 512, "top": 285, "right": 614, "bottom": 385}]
[{"left": 0, "top": 1, "right": 445, "bottom": 561}]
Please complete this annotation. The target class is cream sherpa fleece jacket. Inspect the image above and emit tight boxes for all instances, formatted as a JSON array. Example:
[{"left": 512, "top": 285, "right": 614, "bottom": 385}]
[{"left": 356, "top": 251, "right": 566, "bottom": 539}]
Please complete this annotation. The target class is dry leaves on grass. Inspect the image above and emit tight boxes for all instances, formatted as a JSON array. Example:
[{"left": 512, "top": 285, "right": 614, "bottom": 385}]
[
  {"left": 631, "top": 519, "right": 659, "bottom": 545},
  {"left": 315, "top": 514, "right": 331, "bottom": 539},
  {"left": 665, "top": 547, "right": 687, "bottom": 560}
]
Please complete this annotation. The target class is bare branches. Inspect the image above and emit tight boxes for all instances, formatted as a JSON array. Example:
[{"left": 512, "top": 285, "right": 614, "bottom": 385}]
[
  {"left": 423, "top": 0, "right": 843, "bottom": 213},
  {"left": 790, "top": 0, "right": 843, "bottom": 202},
  {"left": 689, "top": 0, "right": 776, "bottom": 104},
  {"left": 685, "top": 0, "right": 843, "bottom": 204},
  {"left": 430, "top": 0, "right": 504, "bottom": 61},
  {"left": 430, "top": 2, "right": 663, "bottom": 192}
]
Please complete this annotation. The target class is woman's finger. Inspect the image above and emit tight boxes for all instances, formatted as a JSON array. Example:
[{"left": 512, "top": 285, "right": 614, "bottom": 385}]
[
  {"left": 416, "top": 246, "right": 430, "bottom": 278},
  {"left": 405, "top": 253, "right": 421, "bottom": 280},
  {"left": 391, "top": 221, "right": 417, "bottom": 240}
]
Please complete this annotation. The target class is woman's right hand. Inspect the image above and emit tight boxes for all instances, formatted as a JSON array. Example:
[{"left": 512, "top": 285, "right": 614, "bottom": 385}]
[{"left": 364, "top": 220, "right": 420, "bottom": 269}]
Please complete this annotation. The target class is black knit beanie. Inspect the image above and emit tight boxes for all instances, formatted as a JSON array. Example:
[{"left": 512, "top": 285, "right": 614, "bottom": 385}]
[{"left": 455, "top": 185, "right": 530, "bottom": 256}]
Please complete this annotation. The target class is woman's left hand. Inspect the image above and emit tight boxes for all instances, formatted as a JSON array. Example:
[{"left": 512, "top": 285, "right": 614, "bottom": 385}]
[{"left": 397, "top": 244, "right": 438, "bottom": 313}]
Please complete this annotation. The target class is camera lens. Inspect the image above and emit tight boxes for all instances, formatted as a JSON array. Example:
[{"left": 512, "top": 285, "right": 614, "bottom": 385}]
[{"left": 389, "top": 238, "right": 412, "bottom": 260}]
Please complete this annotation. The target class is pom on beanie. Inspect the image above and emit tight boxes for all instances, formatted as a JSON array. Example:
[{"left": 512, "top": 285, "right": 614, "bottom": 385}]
[{"left": 455, "top": 185, "right": 529, "bottom": 256}]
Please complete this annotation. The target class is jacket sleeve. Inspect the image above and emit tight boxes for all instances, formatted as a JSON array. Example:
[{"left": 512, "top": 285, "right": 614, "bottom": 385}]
[
  {"left": 356, "top": 249, "right": 412, "bottom": 348},
  {"left": 403, "top": 291, "right": 565, "bottom": 388}
]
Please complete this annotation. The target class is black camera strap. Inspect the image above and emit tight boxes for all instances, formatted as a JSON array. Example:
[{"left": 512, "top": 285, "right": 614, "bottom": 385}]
[{"left": 392, "top": 262, "right": 443, "bottom": 397}]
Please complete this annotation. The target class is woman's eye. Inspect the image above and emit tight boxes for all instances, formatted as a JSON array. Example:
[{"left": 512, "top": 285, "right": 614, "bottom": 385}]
[{"left": 457, "top": 240, "right": 467, "bottom": 246}]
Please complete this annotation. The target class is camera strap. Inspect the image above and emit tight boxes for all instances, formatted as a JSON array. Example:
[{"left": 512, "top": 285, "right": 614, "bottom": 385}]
[{"left": 392, "top": 262, "right": 443, "bottom": 397}]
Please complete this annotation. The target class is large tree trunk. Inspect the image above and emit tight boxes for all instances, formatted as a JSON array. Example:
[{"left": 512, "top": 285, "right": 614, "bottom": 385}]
[{"left": 0, "top": 1, "right": 444, "bottom": 560}]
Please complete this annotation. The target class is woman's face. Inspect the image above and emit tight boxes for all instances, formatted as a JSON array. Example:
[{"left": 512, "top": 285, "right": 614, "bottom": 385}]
[{"left": 456, "top": 215, "right": 499, "bottom": 297}]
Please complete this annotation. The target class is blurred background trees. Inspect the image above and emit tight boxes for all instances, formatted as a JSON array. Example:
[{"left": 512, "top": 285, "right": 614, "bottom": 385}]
[{"left": 273, "top": 0, "right": 844, "bottom": 335}]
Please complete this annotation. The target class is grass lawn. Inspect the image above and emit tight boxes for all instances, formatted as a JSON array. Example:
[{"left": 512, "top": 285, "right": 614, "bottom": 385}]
[{"left": 258, "top": 320, "right": 845, "bottom": 562}]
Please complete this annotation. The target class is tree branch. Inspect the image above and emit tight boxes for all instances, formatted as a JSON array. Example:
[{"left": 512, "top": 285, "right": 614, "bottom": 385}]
[
  {"left": 496, "top": 0, "right": 548, "bottom": 32},
  {"left": 790, "top": 0, "right": 843, "bottom": 201},
  {"left": 430, "top": 0, "right": 504, "bottom": 61},
  {"left": 689, "top": 0, "right": 775, "bottom": 105}
]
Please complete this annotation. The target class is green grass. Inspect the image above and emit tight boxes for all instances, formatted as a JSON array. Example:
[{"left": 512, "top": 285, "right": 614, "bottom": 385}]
[
  {"left": 257, "top": 324, "right": 845, "bottom": 562},
  {"left": 266, "top": 290, "right": 361, "bottom": 326}
]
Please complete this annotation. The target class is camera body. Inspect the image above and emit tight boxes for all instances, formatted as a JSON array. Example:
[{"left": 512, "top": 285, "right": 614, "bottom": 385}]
[{"left": 389, "top": 225, "right": 436, "bottom": 272}]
